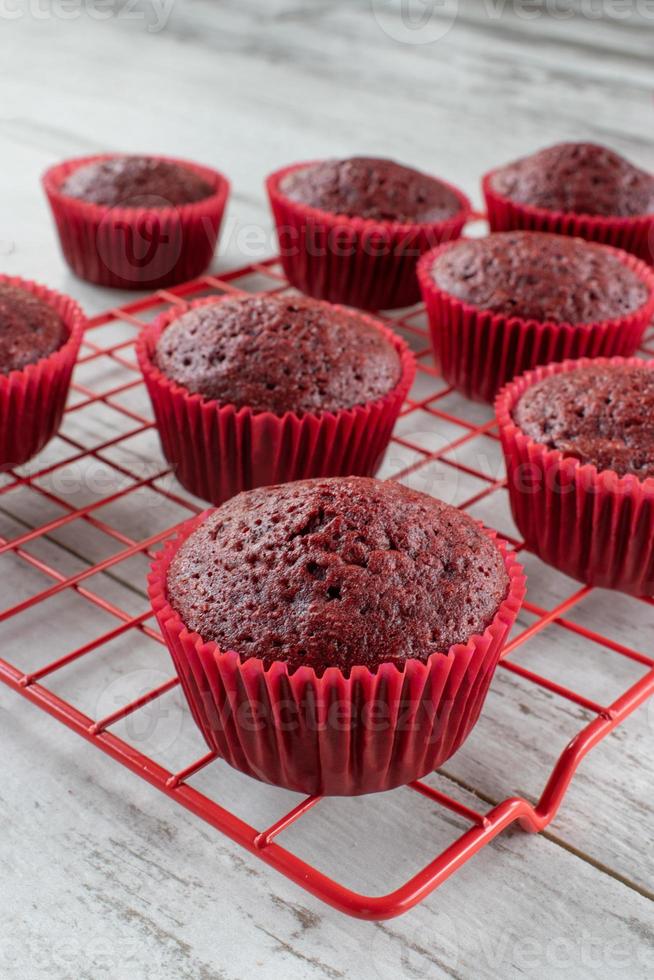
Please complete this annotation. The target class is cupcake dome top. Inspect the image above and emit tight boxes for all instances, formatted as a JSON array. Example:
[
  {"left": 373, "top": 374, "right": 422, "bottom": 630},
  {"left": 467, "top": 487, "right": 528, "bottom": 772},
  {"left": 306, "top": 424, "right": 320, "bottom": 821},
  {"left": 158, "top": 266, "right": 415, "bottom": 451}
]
[
  {"left": 61, "top": 155, "right": 213, "bottom": 208},
  {"left": 153, "top": 295, "right": 401, "bottom": 415},
  {"left": 280, "top": 156, "right": 463, "bottom": 223},
  {"left": 490, "top": 142, "right": 654, "bottom": 218},
  {"left": 430, "top": 231, "right": 649, "bottom": 323},
  {"left": 513, "top": 362, "right": 654, "bottom": 479},
  {"left": 0, "top": 283, "right": 67, "bottom": 373},
  {"left": 166, "top": 476, "right": 510, "bottom": 674}
]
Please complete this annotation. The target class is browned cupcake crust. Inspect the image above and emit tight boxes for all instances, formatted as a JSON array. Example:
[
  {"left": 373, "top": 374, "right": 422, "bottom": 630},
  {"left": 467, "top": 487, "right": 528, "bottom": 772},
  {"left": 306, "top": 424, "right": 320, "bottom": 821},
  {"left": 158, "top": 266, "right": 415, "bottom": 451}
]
[
  {"left": 490, "top": 143, "right": 654, "bottom": 218},
  {"left": 513, "top": 362, "right": 654, "bottom": 479},
  {"left": 166, "top": 476, "right": 510, "bottom": 674},
  {"left": 61, "top": 156, "right": 213, "bottom": 208},
  {"left": 430, "top": 231, "right": 648, "bottom": 323},
  {"left": 280, "top": 157, "right": 463, "bottom": 223},
  {"left": 0, "top": 284, "right": 67, "bottom": 374},
  {"left": 153, "top": 295, "right": 401, "bottom": 415}
]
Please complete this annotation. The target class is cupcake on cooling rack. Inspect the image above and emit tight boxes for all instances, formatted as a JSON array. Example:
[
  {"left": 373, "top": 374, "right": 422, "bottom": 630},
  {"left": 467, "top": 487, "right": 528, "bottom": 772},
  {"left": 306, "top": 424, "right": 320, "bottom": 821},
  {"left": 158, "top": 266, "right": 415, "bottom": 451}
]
[
  {"left": 417, "top": 230, "right": 654, "bottom": 402},
  {"left": 43, "top": 154, "right": 230, "bottom": 289},
  {"left": 137, "top": 293, "right": 415, "bottom": 504},
  {"left": 496, "top": 357, "right": 654, "bottom": 595},
  {"left": 0, "top": 276, "right": 84, "bottom": 470},
  {"left": 266, "top": 156, "right": 471, "bottom": 310},
  {"left": 483, "top": 143, "right": 654, "bottom": 263},
  {"left": 149, "top": 475, "right": 525, "bottom": 795}
]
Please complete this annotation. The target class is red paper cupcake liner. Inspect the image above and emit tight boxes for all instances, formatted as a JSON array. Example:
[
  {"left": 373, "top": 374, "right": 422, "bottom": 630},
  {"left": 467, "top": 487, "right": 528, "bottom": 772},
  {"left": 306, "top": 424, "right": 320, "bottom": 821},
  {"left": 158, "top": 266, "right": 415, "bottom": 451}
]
[
  {"left": 149, "top": 517, "right": 526, "bottom": 796},
  {"left": 482, "top": 171, "right": 654, "bottom": 265},
  {"left": 496, "top": 356, "right": 654, "bottom": 595},
  {"left": 417, "top": 241, "right": 654, "bottom": 403},
  {"left": 42, "top": 155, "right": 230, "bottom": 290},
  {"left": 266, "top": 162, "right": 471, "bottom": 310},
  {"left": 0, "top": 275, "right": 85, "bottom": 471},
  {"left": 136, "top": 298, "right": 416, "bottom": 505}
]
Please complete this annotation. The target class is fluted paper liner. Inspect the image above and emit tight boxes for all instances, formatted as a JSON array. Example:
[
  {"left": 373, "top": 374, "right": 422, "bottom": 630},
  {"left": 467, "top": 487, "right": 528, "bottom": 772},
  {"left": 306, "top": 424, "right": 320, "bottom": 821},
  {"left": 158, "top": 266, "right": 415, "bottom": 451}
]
[
  {"left": 149, "top": 515, "right": 525, "bottom": 796},
  {"left": 496, "top": 356, "right": 654, "bottom": 595},
  {"left": 418, "top": 241, "right": 654, "bottom": 403},
  {"left": 43, "top": 154, "right": 230, "bottom": 289},
  {"left": 0, "top": 275, "right": 85, "bottom": 471},
  {"left": 137, "top": 298, "right": 416, "bottom": 505},
  {"left": 266, "top": 162, "right": 471, "bottom": 310}
]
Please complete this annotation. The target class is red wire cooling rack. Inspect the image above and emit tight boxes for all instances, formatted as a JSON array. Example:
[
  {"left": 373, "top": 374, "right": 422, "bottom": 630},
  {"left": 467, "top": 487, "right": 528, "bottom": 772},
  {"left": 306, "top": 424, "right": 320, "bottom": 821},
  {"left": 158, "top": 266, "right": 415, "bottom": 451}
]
[{"left": 1, "top": 256, "right": 653, "bottom": 920}]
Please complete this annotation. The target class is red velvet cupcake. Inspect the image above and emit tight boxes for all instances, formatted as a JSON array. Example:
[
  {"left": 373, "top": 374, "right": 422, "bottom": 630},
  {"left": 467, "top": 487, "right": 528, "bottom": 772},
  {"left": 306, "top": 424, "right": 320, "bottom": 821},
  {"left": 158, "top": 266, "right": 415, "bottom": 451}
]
[
  {"left": 43, "top": 154, "right": 230, "bottom": 289},
  {"left": 483, "top": 143, "right": 654, "bottom": 264},
  {"left": 496, "top": 357, "right": 654, "bottom": 595},
  {"left": 0, "top": 276, "right": 84, "bottom": 470},
  {"left": 149, "top": 476, "right": 525, "bottom": 795},
  {"left": 418, "top": 231, "right": 654, "bottom": 402},
  {"left": 137, "top": 294, "right": 415, "bottom": 504},
  {"left": 267, "top": 157, "right": 471, "bottom": 310}
]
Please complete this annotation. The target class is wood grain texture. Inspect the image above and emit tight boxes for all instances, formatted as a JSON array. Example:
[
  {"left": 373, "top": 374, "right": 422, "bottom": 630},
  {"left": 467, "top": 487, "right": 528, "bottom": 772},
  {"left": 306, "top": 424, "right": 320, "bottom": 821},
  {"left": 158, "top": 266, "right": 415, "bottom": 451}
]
[{"left": 1, "top": 2, "right": 653, "bottom": 977}]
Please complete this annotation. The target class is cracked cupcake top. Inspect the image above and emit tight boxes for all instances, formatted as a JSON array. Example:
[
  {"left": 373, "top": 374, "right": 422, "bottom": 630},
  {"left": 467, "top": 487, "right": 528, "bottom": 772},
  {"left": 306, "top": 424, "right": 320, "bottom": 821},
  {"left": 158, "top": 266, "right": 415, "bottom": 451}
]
[
  {"left": 489, "top": 142, "right": 654, "bottom": 218},
  {"left": 166, "top": 476, "right": 509, "bottom": 674},
  {"left": 513, "top": 362, "right": 654, "bottom": 479},
  {"left": 153, "top": 294, "right": 401, "bottom": 415},
  {"left": 430, "top": 231, "right": 648, "bottom": 323},
  {"left": 0, "top": 284, "right": 67, "bottom": 374},
  {"left": 280, "top": 157, "right": 463, "bottom": 223},
  {"left": 61, "top": 156, "right": 213, "bottom": 208}
]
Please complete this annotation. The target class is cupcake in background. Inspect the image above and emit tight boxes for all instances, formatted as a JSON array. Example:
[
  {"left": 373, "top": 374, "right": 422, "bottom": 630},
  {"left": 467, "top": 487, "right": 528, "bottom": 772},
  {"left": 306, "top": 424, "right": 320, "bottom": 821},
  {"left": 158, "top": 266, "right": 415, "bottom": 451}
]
[
  {"left": 267, "top": 156, "right": 471, "bottom": 310},
  {"left": 483, "top": 143, "right": 654, "bottom": 263},
  {"left": 43, "top": 154, "right": 230, "bottom": 289},
  {"left": 137, "top": 293, "right": 415, "bottom": 504},
  {"left": 0, "top": 276, "right": 84, "bottom": 470},
  {"left": 496, "top": 357, "right": 654, "bottom": 595},
  {"left": 417, "top": 230, "right": 654, "bottom": 402},
  {"left": 149, "top": 476, "right": 525, "bottom": 795}
]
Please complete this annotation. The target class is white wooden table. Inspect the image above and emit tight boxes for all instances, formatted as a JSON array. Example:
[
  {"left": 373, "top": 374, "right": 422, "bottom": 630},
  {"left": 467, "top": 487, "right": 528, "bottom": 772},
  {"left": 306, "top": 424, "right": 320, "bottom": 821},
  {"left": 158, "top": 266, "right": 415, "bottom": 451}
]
[{"left": 1, "top": 3, "right": 653, "bottom": 977}]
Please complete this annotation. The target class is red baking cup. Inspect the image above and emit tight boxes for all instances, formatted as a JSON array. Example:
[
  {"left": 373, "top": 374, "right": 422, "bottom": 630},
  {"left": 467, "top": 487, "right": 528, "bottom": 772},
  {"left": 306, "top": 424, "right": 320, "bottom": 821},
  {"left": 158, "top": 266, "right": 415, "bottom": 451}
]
[
  {"left": 482, "top": 170, "right": 654, "bottom": 265},
  {"left": 0, "top": 275, "right": 85, "bottom": 471},
  {"left": 149, "top": 517, "right": 525, "bottom": 796},
  {"left": 136, "top": 298, "right": 416, "bottom": 505},
  {"left": 496, "top": 356, "right": 654, "bottom": 595},
  {"left": 266, "top": 162, "right": 471, "bottom": 310},
  {"left": 42, "top": 155, "right": 230, "bottom": 290},
  {"left": 417, "top": 241, "right": 654, "bottom": 403}
]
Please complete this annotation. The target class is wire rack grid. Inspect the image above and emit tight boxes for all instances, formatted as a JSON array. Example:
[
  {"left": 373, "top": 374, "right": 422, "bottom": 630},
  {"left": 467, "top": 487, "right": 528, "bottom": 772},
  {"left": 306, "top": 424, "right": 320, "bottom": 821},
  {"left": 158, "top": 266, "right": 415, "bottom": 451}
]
[{"left": 0, "top": 256, "right": 652, "bottom": 920}]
